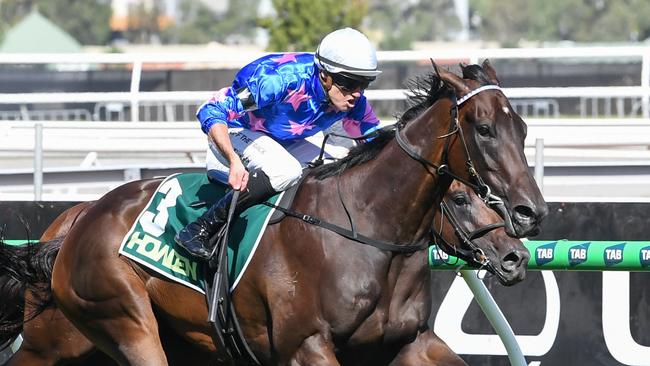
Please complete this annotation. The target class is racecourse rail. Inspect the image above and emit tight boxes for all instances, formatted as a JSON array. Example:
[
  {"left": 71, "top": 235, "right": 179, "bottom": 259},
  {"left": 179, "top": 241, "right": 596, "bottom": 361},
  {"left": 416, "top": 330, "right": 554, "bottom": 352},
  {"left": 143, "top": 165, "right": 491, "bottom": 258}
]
[
  {"left": 429, "top": 239, "right": 650, "bottom": 366},
  {"left": 2, "top": 46, "right": 650, "bottom": 120}
]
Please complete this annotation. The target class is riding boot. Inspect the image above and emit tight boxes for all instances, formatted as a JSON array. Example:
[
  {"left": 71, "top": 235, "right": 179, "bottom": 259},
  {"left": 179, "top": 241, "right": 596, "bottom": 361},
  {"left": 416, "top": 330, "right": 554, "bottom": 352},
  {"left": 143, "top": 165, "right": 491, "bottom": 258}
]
[{"left": 175, "top": 169, "right": 278, "bottom": 260}]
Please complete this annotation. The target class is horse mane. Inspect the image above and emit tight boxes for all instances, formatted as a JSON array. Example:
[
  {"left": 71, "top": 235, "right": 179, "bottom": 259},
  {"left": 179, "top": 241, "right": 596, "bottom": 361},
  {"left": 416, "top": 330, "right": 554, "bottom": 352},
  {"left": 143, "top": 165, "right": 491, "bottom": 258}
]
[
  {"left": 310, "top": 64, "right": 494, "bottom": 180},
  {"left": 460, "top": 63, "right": 495, "bottom": 86},
  {"left": 311, "top": 63, "right": 495, "bottom": 180}
]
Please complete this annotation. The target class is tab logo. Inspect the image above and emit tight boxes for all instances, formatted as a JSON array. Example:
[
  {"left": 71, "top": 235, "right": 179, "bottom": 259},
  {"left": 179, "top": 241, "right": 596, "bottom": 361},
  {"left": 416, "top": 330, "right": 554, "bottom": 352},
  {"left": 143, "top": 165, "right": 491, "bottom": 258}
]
[
  {"left": 604, "top": 243, "right": 625, "bottom": 267},
  {"left": 640, "top": 246, "right": 650, "bottom": 267},
  {"left": 430, "top": 246, "right": 450, "bottom": 265},
  {"left": 569, "top": 242, "right": 590, "bottom": 266},
  {"left": 535, "top": 242, "right": 556, "bottom": 266}
]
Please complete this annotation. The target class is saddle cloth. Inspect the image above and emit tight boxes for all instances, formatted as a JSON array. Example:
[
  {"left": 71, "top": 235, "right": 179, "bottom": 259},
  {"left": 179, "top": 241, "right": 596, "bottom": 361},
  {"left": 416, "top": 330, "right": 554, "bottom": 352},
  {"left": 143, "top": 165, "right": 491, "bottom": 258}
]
[{"left": 118, "top": 173, "right": 284, "bottom": 294}]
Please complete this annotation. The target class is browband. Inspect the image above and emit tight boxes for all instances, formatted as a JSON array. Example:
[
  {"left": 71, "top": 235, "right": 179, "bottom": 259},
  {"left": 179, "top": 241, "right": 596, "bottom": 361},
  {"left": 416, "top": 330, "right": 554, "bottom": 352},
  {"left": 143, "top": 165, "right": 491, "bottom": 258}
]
[{"left": 457, "top": 85, "right": 502, "bottom": 105}]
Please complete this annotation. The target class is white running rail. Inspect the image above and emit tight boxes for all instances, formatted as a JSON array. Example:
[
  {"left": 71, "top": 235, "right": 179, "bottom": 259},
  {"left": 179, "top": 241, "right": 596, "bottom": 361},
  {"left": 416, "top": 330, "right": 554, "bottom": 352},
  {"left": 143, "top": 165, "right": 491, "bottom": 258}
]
[{"left": 2, "top": 46, "right": 650, "bottom": 120}]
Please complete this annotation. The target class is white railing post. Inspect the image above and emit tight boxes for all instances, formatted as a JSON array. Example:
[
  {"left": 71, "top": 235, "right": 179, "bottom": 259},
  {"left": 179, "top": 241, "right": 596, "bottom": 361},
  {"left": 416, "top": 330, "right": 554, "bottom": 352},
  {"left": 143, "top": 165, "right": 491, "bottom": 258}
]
[
  {"left": 535, "top": 138, "right": 544, "bottom": 193},
  {"left": 130, "top": 59, "right": 143, "bottom": 123},
  {"left": 642, "top": 50, "right": 650, "bottom": 119},
  {"left": 461, "top": 270, "right": 527, "bottom": 366},
  {"left": 34, "top": 123, "right": 43, "bottom": 201}
]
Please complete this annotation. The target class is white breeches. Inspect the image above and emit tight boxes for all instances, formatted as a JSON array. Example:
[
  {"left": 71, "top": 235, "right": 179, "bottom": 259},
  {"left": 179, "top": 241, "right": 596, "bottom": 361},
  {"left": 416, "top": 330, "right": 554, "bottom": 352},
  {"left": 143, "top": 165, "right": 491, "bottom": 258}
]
[{"left": 206, "top": 127, "right": 352, "bottom": 191}]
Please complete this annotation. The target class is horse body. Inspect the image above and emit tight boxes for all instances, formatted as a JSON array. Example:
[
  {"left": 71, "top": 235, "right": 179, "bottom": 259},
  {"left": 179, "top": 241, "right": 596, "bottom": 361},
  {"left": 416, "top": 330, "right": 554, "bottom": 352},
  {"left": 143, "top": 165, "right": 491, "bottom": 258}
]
[
  {"left": 4, "top": 61, "right": 545, "bottom": 366},
  {"left": 49, "top": 147, "right": 448, "bottom": 365}
]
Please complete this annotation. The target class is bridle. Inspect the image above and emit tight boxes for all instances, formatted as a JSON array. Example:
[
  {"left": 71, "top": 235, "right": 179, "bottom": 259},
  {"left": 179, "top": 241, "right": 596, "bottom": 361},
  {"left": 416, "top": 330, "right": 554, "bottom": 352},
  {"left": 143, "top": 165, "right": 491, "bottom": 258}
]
[
  {"left": 394, "top": 85, "right": 504, "bottom": 201},
  {"left": 269, "top": 84, "right": 515, "bottom": 256},
  {"left": 394, "top": 84, "right": 520, "bottom": 266},
  {"left": 430, "top": 194, "right": 505, "bottom": 268},
  {"left": 394, "top": 83, "right": 517, "bottom": 235}
]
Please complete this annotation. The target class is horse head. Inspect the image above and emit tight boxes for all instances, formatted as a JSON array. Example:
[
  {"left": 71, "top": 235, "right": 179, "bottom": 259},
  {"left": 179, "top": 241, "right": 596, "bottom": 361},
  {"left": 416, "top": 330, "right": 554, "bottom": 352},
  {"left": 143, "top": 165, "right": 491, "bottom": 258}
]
[
  {"left": 431, "top": 60, "right": 548, "bottom": 238},
  {"left": 433, "top": 180, "right": 530, "bottom": 285}
]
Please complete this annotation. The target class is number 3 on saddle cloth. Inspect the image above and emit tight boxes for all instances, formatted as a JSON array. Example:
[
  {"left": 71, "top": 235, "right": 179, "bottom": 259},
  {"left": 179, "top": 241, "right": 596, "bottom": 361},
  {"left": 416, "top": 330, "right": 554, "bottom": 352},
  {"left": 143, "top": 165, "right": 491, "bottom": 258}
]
[{"left": 118, "top": 172, "right": 285, "bottom": 295}]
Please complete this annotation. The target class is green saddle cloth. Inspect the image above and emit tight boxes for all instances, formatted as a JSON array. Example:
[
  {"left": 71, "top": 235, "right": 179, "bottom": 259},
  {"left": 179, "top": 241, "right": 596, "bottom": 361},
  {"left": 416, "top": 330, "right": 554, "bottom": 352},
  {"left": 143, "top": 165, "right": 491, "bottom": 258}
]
[{"left": 118, "top": 173, "right": 282, "bottom": 294}]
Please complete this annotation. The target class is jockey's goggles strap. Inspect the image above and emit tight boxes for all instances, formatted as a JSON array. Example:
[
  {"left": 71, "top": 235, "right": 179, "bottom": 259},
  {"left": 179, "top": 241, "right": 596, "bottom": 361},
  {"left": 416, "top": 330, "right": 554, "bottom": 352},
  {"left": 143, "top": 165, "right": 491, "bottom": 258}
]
[{"left": 456, "top": 85, "right": 502, "bottom": 105}]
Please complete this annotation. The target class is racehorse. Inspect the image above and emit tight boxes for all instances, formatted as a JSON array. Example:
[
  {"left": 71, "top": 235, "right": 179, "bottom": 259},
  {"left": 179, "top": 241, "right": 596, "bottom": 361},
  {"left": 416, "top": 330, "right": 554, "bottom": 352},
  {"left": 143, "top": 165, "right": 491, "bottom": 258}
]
[
  {"left": 1, "top": 179, "right": 529, "bottom": 365},
  {"left": 4, "top": 60, "right": 547, "bottom": 365}
]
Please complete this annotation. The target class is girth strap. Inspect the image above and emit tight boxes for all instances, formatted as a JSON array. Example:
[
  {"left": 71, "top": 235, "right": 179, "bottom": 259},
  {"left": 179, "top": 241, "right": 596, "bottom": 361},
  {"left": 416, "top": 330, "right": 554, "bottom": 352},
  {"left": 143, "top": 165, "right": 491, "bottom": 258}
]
[{"left": 262, "top": 202, "right": 429, "bottom": 254}]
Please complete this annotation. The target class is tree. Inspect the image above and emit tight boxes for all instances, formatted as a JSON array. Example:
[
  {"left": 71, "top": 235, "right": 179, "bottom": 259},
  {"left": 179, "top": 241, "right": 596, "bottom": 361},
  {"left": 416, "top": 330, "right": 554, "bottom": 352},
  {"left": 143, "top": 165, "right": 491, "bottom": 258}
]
[
  {"left": 124, "top": 0, "right": 165, "bottom": 44},
  {"left": 366, "top": 0, "right": 461, "bottom": 50},
  {"left": 0, "top": 0, "right": 112, "bottom": 45},
  {"left": 470, "top": 0, "right": 650, "bottom": 45},
  {"left": 0, "top": 0, "right": 34, "bottom": 41},
  {"left": 161, "top": 0, "right": 260, "bottom": 45},
  {"left": 259, "top": 0, "right": 368, "bottom": 52}
]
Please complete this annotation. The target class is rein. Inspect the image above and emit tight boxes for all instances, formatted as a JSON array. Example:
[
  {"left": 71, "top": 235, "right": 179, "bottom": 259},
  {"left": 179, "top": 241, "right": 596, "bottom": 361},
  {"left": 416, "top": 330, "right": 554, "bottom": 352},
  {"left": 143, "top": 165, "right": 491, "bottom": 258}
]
[
  {"left": 263, "top": 202, "right": 429, "bottom": 253},
  {"left": 264, "top": 84, "right": 504, "bottom": 255}
]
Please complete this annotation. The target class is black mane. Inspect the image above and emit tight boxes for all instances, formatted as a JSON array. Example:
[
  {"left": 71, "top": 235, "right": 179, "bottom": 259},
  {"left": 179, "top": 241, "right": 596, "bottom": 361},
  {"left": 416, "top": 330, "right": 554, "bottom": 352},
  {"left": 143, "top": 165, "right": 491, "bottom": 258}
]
[
  {"left": 310, "top": 63, "right": 494, "bottom": 180},
  {"left": 461, "top": 64, "right": 495, "bottom": 86}
]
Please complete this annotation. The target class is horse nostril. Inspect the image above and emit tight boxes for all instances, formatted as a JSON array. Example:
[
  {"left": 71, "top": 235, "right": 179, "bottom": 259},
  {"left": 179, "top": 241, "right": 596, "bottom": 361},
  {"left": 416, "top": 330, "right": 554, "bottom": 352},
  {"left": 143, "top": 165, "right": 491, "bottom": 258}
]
[
  {"left": 514, "top": 205, "right": 535, "bottom": 218},
  {"left": 514, "top": 205, "right": 536, "bottom": 224},
  {"left": 501, "top": 251, "right": 521, "bottom": 272}
]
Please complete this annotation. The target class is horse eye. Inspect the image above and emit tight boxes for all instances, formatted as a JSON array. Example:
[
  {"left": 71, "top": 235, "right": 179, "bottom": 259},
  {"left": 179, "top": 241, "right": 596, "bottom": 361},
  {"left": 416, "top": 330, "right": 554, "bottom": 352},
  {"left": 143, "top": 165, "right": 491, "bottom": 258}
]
[
  {"left": 476, "top": 124, "right": 491, "bottom": 136},
  {"left": 452, "top": 195, "right": 469, "bottom": 206}
]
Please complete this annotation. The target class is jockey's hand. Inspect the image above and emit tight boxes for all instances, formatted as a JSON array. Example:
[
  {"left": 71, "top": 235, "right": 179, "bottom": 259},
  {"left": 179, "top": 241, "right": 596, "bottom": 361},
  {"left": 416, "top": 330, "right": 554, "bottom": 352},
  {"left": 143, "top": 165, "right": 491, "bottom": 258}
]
[{"left": 229, "top": 160, "right": 249, "bottom": 191}]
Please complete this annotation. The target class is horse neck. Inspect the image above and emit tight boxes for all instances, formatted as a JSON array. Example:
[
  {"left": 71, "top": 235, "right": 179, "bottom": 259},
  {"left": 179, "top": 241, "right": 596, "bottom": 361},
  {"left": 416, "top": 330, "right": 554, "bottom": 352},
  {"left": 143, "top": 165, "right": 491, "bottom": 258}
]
[{"left": 339, "top": 103, "right": 454, "bottom": 244}]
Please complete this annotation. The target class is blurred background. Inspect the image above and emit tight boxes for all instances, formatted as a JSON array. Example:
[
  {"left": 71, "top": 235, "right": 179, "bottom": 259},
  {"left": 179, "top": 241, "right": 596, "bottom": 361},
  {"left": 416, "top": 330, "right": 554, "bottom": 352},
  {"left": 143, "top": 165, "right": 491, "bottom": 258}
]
[{"left": 3, "top": 0, "right": 650, "bottom": 201}]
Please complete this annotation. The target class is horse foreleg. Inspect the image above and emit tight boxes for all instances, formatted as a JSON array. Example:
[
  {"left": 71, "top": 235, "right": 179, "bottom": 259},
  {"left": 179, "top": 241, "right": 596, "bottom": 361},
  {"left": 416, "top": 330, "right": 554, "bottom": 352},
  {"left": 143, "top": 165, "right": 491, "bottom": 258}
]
[
  {"left": 389, "top": 330, "right": 467, "bottom": 366},
  {"left": 289, "top": 333, "right": 340, "bottom": 366}
]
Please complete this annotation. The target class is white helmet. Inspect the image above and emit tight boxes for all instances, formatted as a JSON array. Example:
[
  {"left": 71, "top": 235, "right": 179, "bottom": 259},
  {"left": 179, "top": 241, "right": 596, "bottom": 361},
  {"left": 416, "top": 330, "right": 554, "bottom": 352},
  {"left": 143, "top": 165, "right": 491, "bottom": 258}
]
[{"left": 314, "top": 28, "right": 381, "bottom": 79}]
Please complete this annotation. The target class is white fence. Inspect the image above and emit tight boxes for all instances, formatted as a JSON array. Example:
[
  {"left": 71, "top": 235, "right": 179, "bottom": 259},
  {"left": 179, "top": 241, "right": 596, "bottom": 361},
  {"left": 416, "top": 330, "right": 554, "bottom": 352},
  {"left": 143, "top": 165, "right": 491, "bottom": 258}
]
[
  {"left": 4, "top": 47, "right": 650, "bottom": 200},
  {"left": 2, "top": 46, "right": 650, "bottom": 120},
  {"left": 4, "top": 118, "right": 650, "bottom": 201}
]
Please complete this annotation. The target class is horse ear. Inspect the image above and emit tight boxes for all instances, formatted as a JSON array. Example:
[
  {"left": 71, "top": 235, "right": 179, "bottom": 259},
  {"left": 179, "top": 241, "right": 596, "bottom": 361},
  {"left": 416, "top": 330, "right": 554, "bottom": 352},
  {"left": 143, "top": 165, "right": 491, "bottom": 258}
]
[
  {"left": 482, "top": 59, "right": 501, "bottom": 85},
  {"left": 438, "top": 67, "right": 470, "bottom": 94},
  {"left": 429, "top": 58, "right": 440, "bottom": 76}
]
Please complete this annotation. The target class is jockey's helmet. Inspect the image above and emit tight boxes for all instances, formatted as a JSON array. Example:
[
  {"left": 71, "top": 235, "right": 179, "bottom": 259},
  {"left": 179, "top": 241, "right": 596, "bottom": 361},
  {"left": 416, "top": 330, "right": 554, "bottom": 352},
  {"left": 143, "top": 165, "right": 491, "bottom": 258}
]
[{"left": 314, "top": 28, "right": 381, "bottom": 83}]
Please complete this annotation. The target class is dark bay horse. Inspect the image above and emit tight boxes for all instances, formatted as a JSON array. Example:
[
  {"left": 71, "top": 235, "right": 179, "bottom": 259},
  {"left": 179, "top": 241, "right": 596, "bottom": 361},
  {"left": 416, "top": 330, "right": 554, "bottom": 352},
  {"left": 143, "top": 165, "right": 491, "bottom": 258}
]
[
  {"left": 6, "top": 60, "right": 546, "bottom": 365},
  {"left": 432, "top": 180, "right": 531, "bottom": 285},
  {"left": 2, "top": 179, "right": 529, "bottom": 366}
]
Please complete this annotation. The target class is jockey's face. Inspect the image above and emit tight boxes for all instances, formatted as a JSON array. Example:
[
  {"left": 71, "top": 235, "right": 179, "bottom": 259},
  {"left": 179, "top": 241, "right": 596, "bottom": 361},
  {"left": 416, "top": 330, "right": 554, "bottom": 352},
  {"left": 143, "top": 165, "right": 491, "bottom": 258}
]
[{"left": 325, "top": 73, "right": 363, "bottom": 112}]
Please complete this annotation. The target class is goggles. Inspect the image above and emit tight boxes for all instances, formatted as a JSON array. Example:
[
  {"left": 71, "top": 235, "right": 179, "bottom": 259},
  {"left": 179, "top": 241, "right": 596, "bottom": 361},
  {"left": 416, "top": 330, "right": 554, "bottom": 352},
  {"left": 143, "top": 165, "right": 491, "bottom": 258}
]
[{"left": 329, "top": 72, "right": 374, "bottom": 92}]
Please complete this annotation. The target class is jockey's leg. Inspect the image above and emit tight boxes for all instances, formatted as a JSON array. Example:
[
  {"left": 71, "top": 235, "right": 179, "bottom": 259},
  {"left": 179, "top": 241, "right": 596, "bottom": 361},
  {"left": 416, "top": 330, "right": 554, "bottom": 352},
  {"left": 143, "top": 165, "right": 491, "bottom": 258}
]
[
  {"left": 176, "top": 128, "right": 302, "bottom": 259},
  {"left": 289, "top": 333, "right": 340, "bottom": 366},
  {"left": 175, "top": 168, "right": 278, "bottom": 259}
]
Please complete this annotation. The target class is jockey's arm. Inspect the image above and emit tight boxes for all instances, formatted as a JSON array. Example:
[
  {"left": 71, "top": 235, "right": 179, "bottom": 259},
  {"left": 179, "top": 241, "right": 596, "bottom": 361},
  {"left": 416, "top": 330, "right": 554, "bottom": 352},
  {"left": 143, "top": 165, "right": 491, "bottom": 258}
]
[{"left": 208, "top": 123, "right": 248, "bottom": 190}]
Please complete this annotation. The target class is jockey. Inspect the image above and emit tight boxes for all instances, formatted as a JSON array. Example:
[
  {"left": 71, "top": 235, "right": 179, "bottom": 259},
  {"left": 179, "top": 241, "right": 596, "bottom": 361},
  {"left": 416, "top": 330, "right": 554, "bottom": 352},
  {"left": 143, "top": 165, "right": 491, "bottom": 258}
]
[{"left": 175, "top": 28, "right": 382, "bottom": 259}]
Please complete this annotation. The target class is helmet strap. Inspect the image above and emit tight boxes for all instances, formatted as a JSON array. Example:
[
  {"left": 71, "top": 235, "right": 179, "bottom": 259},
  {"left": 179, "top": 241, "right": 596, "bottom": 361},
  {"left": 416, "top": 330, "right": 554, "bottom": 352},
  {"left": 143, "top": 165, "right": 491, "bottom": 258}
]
[
  {"left": 318, "top": 71, "right": 336, "bottom": 107},
  {"left": 319, "top": 71, "right": 333, "bottom": 91}
]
